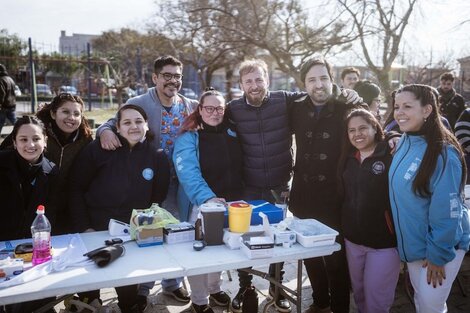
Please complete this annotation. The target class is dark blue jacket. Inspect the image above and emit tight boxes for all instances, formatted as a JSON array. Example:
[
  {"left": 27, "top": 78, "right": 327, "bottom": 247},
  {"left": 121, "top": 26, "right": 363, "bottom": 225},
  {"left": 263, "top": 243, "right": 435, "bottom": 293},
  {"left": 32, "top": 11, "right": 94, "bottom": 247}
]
[
  {"left": 69, "top": 137, "right": 170, "bottom": 232},
  {"left": 0, "top": 151, "right": 57, "bottom": 241}
]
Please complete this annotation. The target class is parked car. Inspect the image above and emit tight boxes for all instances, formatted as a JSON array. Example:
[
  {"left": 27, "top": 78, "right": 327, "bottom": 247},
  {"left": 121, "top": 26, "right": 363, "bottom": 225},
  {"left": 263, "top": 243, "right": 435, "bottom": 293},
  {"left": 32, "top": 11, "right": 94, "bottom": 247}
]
[
  {"left": 36, "top": 84, "right": 52, "bottom": 96},
  {"left": 14, "top": 85, "right": 22, "bottom": 97},
  {"left": 179, "top": 88, "right": 198, "bottom": 100},
  {"left": 60, "top": 85, "right": 78, "bottom": 95}
]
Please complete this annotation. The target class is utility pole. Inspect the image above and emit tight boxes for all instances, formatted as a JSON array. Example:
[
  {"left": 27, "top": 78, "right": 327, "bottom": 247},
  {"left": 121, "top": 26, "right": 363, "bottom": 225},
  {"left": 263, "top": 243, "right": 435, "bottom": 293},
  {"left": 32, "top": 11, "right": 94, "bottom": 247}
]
[
  {"left": 28, "top": 38, "right": 36, "bottom": 113},
  {"left": 87, "top": 43, "right": 92, "bottom": 111}
]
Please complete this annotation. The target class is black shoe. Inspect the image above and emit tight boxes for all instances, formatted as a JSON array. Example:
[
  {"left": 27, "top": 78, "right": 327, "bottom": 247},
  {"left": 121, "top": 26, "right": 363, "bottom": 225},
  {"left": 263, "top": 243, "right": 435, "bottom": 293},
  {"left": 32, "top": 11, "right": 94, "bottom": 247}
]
[
  {"left": 191, "top": 303, "right": 215, "bottom": 313},
  {"left": 162, "top": 287, "right": 190, "bottom": 303},
  {"left": 230, "top": 287, "right": 246, "bottom": 313},
  {"left": 269, "top": 288, "right": 292, "bottom": 313},
  {"left": 209, "top": 291, "right": 230, "bottom": 306}
]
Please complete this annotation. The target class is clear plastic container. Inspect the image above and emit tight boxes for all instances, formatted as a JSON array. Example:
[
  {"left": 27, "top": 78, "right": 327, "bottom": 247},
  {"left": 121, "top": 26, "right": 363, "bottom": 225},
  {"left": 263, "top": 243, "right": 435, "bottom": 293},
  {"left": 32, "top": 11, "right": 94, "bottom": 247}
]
[{"left": 31, "top": 205, "right": 52, "bottom": 265}]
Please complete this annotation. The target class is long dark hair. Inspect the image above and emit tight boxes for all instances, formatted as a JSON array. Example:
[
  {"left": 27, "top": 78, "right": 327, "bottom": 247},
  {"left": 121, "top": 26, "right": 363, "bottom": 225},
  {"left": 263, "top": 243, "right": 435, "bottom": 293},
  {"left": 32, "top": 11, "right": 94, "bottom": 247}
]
[
  {"left": 36, "top": 93, "right": 93, "bottom": 139},
  {"left": 337, "top": 109, "right": 384, "bottom": 197},
  {"left": 394, "top": 84, "right": 466, "bottom": 196},
  {"left": 180, "top": 88, "right": 225, "bottom": 133}
]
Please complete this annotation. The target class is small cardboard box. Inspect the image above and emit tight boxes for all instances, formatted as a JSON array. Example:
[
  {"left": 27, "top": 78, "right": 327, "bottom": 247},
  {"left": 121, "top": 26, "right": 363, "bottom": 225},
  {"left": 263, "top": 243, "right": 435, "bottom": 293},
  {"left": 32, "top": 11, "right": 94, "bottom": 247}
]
[
  {"left": 135, "top": 227, "right": 163, "bottom": 247},
  {"left": 164, "top": 222, "right": 195, "bottom": 244},
  {"left": 240, "top": 231, "right": 274, "bottom": 259},
  {"left": 0, "top": 258, "right": 24, "bottom": 281},
  {"left": 239, "top": 212, "right": 275, "bottom": 259}
]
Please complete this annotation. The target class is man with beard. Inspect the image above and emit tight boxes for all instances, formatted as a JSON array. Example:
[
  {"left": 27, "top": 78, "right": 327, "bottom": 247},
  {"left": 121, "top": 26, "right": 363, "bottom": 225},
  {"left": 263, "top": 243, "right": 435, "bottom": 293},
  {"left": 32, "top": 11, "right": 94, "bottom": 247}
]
[
  {"left": 97, "top": 55, "right": 197, "bottom": 310},
  {"left": 227, "top": 59, "right": 298, "bottom": 313},
  {"left": 227, "top": 59, "right": 361, "bottom": 313},
  {"left": 289, "top": 57, "right": 360, "bottom": 313},
  {"left": 437, "top": 72, "right": 465, "bottom": 130}
]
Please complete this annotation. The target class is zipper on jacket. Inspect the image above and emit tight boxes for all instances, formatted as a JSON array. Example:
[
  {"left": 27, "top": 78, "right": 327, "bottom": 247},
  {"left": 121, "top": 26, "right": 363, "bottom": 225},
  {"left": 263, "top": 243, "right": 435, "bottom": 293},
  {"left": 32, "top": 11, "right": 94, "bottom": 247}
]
[{"left": 390, "top": 136, "right": 411, "bottom": 262}]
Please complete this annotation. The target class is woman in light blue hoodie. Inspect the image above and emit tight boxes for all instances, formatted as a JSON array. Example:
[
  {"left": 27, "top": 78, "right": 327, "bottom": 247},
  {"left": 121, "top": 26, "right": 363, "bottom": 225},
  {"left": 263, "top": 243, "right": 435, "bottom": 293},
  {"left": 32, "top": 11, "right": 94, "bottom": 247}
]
[{"left": 389, "top": 84, "right": 470, "bottom": 313}]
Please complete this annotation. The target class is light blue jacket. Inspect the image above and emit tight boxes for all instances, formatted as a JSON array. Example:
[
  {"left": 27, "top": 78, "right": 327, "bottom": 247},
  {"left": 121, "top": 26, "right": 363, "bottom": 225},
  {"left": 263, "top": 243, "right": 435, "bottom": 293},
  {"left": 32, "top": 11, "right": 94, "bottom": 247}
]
[
  {"left": 389, "top": 134, "right": 470, "bottom": 266},
  {"left": 173, "top": 131, "right": 216, "bottom": 221}
]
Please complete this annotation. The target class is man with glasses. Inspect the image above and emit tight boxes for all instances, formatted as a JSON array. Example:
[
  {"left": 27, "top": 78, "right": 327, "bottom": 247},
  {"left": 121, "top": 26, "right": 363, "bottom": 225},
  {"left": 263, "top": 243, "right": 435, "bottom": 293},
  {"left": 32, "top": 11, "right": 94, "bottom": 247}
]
[{"left": 97, "top": 55, "right": 197, "bottom": 311}]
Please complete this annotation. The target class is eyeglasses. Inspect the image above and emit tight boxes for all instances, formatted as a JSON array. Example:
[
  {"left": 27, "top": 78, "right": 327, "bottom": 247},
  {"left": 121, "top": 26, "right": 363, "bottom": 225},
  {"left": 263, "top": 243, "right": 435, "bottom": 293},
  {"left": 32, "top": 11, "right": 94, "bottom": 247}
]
[
  {"left": 202, "top": 106, "right": 225, "bottom": 114},
  {"left": 159, "top": 72, "right": 183, "bottom": 81}
]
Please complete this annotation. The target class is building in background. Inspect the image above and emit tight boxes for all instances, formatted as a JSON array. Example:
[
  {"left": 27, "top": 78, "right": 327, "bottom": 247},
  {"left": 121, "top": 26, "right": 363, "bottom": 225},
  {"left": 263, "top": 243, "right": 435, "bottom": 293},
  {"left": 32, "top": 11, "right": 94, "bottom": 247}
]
[{"left": 59, "top": 30, "right": 98, "bottom": 56}]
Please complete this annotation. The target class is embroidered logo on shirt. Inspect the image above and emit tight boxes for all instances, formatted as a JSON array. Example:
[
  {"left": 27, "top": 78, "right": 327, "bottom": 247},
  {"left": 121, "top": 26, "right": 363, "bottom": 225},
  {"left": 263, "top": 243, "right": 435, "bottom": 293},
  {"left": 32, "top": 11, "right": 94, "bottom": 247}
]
[
  {"left": 404, "top": 157, "right": 421, "bottom": 180},
  {"left": 372, "top": 161, "right": 385, "bottom": 174},
  {"left": 142, "top": 168, "right": 154, "bottom": 181},
  {"left": 227, "top": 128, "right": 237, "bottom": 137}
]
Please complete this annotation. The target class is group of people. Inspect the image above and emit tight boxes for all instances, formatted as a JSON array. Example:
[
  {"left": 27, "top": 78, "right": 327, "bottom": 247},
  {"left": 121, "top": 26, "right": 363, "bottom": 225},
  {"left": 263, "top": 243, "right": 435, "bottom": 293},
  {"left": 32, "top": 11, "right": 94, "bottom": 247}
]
[{"left": 0, "top": 55, "right": 469, "bottom": 313}]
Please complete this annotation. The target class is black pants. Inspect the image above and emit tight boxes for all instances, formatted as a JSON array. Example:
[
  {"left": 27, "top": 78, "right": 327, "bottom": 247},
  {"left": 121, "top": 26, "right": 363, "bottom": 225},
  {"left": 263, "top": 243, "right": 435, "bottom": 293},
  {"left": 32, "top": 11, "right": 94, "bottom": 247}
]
[
  {"left": 303, "top": 239, "right": 350, "bottom": 313},
  {"left": 78, "top": 284, "right": 138, "bottom": 313}
]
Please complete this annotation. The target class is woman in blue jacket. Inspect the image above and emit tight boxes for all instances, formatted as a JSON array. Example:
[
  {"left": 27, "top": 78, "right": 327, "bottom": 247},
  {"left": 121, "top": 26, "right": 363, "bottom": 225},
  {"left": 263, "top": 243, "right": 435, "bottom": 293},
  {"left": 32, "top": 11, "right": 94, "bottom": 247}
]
[
  {"left": 173, "top": 88, "right": 242, "bottom": 313},
  {"left": 389, "top": 84, "right": 470, "bottom": 313},
  {"left": 338, "top": 109, "right": 400, "bottom": 313},
  {"left": 69, "top": 104, "right": 170, "bottom": 313}
]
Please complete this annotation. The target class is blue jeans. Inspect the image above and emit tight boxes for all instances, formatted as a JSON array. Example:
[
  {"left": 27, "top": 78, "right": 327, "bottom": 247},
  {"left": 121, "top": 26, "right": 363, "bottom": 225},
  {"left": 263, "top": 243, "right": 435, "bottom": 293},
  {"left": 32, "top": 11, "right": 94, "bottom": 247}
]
[{"left": 0, "top": 108, "right": 16, "bottom": 135}]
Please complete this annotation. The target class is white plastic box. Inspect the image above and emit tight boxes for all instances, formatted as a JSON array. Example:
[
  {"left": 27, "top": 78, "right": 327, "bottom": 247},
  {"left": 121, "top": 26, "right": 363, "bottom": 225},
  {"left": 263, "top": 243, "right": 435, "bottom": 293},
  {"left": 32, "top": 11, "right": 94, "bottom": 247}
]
[
  {"left": 288, "top": 219, "right": 338, "bottom": 248},
  {"left": 164, "top": 222, "right": 195, "bottom": 244}
]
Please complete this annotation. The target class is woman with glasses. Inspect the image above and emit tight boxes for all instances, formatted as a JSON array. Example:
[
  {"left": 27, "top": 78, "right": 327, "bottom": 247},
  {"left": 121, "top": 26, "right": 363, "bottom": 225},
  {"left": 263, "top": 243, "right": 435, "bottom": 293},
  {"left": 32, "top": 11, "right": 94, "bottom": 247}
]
[
  {"left": 389, "top": 84, "right": 469, "bottom": 313},
  {"left": 173, "top": 88, "right": 243, "bottom": 313}
]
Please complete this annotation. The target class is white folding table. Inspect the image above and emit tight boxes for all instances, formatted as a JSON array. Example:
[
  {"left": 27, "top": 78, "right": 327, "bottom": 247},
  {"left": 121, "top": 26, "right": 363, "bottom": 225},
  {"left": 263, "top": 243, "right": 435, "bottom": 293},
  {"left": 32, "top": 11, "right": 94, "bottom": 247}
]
[{"left": 0, "top": 231, "right": 341, "bottom": 313}]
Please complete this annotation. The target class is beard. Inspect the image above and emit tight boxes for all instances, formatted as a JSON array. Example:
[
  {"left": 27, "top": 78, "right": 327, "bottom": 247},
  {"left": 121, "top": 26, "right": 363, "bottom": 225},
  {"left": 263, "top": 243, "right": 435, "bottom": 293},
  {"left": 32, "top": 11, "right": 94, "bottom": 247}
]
[
  {"left": 245, "top": 88, "right": 267, "bottom": 106},
  {"left": 308, "top": 88, "right": 331, "bottom": 105}
]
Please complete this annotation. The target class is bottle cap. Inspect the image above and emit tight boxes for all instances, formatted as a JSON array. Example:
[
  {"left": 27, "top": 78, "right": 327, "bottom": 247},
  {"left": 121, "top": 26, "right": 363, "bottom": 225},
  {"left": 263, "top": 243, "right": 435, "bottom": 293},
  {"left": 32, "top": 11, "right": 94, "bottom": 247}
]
[{"left": 36, "top": 205, "right": 45, "bottom": 214}]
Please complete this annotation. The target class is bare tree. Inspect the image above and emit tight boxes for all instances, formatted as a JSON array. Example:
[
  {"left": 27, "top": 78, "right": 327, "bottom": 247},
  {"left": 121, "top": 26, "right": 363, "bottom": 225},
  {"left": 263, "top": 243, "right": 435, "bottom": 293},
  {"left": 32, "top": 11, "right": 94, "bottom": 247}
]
[
  {"left": 337, "top": 0, "right": 418, "bottom": 111},
  {"left": 154, "top": 0, "right": 354, "bottom": 86}
]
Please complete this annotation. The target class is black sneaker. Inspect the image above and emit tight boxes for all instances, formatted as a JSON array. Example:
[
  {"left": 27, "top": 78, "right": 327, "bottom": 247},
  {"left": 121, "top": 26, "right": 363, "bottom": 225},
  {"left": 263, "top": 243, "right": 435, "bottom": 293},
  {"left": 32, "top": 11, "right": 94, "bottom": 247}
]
[
  {"left": 191, "top": 303, "right": 215, "bottom": 313},
  {"left": 162, "top": 287, "right": 190, "bottom": 303},
  {"left": 209, "top": 291, "right": 230, "bottom": 306},
  {"left": 268, "top": 287, "right": 292, "bottom": 313}
]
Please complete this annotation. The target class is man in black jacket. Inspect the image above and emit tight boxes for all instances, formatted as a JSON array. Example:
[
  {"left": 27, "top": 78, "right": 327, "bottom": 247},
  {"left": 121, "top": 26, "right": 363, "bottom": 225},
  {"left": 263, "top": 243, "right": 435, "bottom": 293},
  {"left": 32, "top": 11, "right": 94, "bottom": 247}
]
[
  {"left": 0, "top": 64, "right": 17, "bottom": 136},
  {"left": 438, "top": 72, "right": 466, "bottom": 130},
  {"left": 289, "top": 57, "right": 358, "bottom": 313}
]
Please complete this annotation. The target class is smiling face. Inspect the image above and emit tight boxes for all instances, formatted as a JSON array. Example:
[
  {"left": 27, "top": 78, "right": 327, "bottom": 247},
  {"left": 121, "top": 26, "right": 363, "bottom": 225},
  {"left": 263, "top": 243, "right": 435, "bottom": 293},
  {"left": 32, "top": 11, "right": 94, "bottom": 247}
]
[
  {"left": 117, "top": 108, "right": 148, "bottom": 147},
  {"left": 199, "top": 95, "right": 226, "bottom": 127},
  {"left": 304, "top": 64, "right": 333, "bottom": 106},
  {"left": 13, "top": 124, "right": 47, "bottom": 163},
  {"left": 394, "top": 91, "right": 432, "bottom": 133},
  {"left": 347, "top": 116, "right": 377, "bottom": 153},
  {"left": 50, "top": 101, "right": 82, "bottom": 136},
  {"left": 239, "top": 67, "right": 269, "bottom": 106},
  {"left": 152, "top": 64, "right": 182, "bottom": 101}
]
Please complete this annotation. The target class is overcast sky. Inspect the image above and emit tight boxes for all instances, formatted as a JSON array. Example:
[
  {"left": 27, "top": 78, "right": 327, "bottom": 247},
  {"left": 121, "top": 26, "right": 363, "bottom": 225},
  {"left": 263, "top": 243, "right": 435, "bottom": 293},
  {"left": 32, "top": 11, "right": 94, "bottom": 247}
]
[{"left": 2, "top": 0, "right": 470, "bottom": 66}]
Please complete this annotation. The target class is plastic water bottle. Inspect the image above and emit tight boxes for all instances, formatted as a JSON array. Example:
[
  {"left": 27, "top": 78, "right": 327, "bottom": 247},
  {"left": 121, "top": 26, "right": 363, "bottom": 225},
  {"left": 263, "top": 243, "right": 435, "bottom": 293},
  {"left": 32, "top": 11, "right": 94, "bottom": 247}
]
[{"left": 31, "top": 205, "right": 52, "bottom": 265}]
